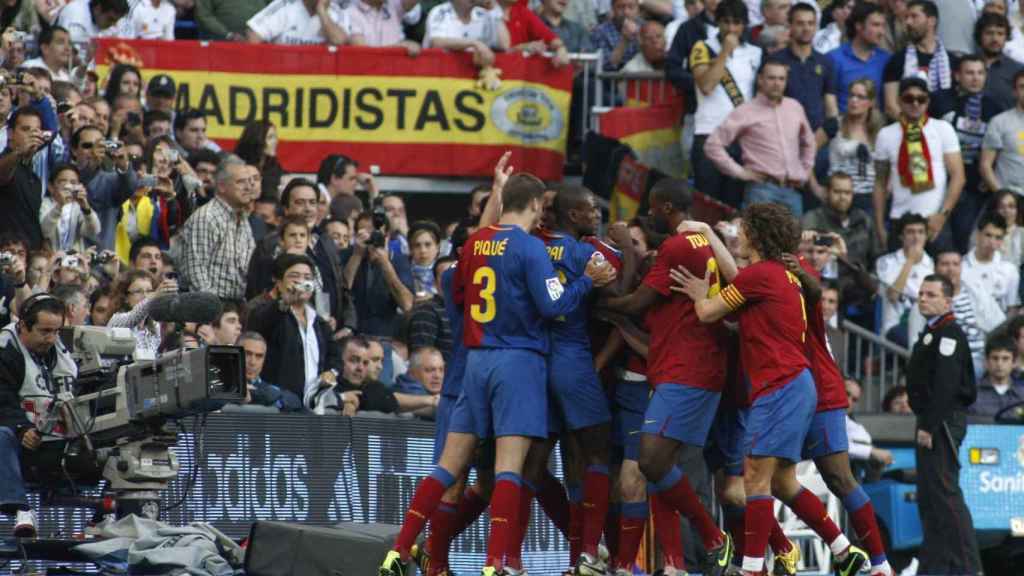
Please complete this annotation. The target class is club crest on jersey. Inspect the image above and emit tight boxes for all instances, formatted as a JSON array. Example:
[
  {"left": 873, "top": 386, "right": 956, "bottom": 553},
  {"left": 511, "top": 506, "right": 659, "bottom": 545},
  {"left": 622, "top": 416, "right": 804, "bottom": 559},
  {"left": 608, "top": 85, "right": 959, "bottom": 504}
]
[
  {"left": 939, "top": 337, "right": 957, "bottom": 356},
  {"left": 546, "top": 277, "right": 564, "bottom": 301}
]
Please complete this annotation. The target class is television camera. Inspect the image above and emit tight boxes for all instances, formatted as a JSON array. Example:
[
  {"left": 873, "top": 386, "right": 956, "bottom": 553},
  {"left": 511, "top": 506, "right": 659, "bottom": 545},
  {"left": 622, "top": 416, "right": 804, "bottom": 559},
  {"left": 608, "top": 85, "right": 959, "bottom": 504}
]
[{"left": 28, "top": 294, "right": 244, "bottom": 522}]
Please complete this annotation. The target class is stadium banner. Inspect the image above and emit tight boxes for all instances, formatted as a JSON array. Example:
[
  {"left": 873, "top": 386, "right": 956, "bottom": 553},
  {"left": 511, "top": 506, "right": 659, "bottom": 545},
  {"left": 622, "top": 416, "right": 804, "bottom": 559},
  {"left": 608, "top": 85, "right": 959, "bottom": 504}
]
[
  {"left": 0, "top": 413, "right": 569, "bottom": 574},
  {"left": 598, "top": 104, "right": 684, "bottom": 186},
  {"left": 94, "top": 40, "right": 574, "bottom": 181}
]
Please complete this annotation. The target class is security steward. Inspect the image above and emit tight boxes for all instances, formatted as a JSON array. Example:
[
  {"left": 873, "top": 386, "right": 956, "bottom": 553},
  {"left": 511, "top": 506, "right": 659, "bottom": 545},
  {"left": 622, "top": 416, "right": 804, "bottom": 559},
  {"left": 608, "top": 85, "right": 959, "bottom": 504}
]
[
  {"left": 906, "top": 274, "right": 982, "bottom": 575},
  {"left": 0, "top": 294, "right": 77, "bottom": 538}
]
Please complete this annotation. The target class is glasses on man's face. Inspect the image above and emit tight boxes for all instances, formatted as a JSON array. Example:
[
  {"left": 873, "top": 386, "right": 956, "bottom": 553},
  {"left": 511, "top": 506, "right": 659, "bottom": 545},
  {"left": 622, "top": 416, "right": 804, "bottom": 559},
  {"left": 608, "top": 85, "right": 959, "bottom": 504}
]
[
  {"left": 285, "top": 273, "right": 313, "bottom": 281},
  {"left": 901, "top": 94, "right": 929, "bottom": 105},
  {"left": 79, "top": 141, "right": 99, "bottom": 150},
  {"left": 848, "top": 92, "right": 870, "bottom": 101}
]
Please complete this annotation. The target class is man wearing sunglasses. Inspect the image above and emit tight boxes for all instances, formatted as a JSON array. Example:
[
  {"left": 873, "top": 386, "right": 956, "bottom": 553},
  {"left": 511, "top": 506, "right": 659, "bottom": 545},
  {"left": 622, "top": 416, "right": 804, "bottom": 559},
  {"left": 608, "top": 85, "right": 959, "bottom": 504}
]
[
  {"left": 68, "top": 124, "right": 135, "bottom": 251},
  {"left": 873, "top": 77, "right": 965, "bottom": 252}
]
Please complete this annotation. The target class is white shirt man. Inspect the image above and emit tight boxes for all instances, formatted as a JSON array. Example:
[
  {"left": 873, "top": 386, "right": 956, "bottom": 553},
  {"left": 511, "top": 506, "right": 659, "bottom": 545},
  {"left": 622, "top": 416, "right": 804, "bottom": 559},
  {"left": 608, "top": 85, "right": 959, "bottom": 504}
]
[
  {"left": 962, "top": 215, "right": 1021, "bottom": 312},
  {"left": 876, "top": 217, "right": 934, "bottom": 337},
  {"left": 423, "top": 1, "right": 502, "bottom": 48},
  {"left": 689, "top": 28, "right": 763, "bottom": 136},
  {"left": 247, "top": 0, "right": 350, "bottom": 45},
  {"left": 126, "top": 0, "right": 176, "bottom": 40},
  {"left": 57, "top": 0, "right": 133, "bottom": 45},
  {"left": 873, "top": 116, "right": 961, "bottom": 222}
]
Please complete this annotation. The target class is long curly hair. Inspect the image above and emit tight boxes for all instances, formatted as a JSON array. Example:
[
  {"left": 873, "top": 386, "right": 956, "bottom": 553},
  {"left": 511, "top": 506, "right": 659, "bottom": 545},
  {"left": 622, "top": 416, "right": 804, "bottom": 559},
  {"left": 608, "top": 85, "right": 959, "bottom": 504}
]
[{"left": 741, "top": 203, "right": 801, "bottom": 262}]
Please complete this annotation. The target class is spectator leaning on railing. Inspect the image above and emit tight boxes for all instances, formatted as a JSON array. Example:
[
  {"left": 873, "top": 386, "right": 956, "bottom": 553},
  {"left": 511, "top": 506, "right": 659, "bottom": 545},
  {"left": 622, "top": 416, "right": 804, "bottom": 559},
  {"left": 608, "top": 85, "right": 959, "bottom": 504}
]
[
  {"left": 125, "top": 0, "right": 176, "bottom": 40},
  {"left": 423, "top": 0, "right": 509, "bottom": 69},
  {"left": 590, "top": 0, "right": 641, "bottom": 71},
  {"left": 345, "top": 0, "right": 422, "bottom": 55},
  {"left": 246, "top": 0, "right": 349, "bottom": 45},
  {"left": 195, "top": 0, "right": 268, "bottom": 40}
]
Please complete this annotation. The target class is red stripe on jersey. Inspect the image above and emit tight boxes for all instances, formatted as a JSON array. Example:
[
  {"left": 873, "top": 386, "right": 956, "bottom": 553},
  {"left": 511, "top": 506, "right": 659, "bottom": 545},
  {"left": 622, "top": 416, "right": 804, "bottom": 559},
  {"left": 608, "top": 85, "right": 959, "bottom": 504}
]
[{"left": 461, "top": 226, "right": 504, "bottom": 348}]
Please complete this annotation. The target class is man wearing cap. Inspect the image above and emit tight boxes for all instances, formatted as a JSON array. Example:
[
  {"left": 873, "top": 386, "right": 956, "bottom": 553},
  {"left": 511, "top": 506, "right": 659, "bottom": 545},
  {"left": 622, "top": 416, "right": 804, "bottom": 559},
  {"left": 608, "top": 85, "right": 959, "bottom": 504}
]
[
  {"left": 873, "top": 77, "right": 965, "bottom": 251},
  {"left": 145, "top": 74, "right": 176, "bottom": 114},
  {"left": 22, "top": 26, "right": 73, "bottom": 83}
]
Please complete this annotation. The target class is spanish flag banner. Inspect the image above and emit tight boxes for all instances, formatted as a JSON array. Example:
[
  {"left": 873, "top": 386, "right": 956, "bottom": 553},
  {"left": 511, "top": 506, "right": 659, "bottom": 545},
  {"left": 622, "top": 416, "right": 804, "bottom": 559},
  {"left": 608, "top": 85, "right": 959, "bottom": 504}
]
[{"left": 95, "top": 40, "right": 574, "bottom": 180}]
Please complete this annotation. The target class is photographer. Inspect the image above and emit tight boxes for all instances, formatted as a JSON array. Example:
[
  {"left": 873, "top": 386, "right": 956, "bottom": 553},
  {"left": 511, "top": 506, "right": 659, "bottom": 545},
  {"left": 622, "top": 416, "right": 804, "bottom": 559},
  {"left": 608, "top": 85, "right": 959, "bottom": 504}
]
[
  {"left": 106, "top": 269, "right": 178, "bottom": 360},
  {"left": 0, "top": 294, "right": 78, "bottom": 538},
  {"left": 0, "top": 107, "right": 57, "bottom": 250},
  {"left": 69, "top": 124, "right": 134, "bottom": 251},
  {"left": 0, "top": 234, "right": 32, "bottom": 327},
  {"left": 343, "top": 209, "right": 415, "bottom": 338},
  {"left": 247, "top": 253, "right": 343, "bottom": 403},
  {"left": 40, "top": 164, "right": 100, "bottom": 252}
]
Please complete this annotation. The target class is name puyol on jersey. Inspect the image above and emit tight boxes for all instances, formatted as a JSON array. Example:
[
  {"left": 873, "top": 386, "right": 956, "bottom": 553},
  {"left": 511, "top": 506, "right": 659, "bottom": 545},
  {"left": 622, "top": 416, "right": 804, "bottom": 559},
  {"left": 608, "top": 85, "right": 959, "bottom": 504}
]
[{"left": 546, "top": 277, "right": 563, "bottom": 301}]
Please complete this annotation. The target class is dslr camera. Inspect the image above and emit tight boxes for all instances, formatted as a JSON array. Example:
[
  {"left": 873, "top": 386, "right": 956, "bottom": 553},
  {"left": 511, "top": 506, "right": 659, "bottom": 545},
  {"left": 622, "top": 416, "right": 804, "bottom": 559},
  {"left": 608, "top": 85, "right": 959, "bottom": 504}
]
[{"left": 370, "top": 206, "right": 388, "bottom": 249}]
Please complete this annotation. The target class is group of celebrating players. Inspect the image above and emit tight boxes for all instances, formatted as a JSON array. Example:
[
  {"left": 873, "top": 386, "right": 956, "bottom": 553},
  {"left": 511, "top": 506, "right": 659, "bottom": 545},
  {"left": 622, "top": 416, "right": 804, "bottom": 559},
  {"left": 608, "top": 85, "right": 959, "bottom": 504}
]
[{"left": 378, "top": 157, "right": 893, "bottom": 576}]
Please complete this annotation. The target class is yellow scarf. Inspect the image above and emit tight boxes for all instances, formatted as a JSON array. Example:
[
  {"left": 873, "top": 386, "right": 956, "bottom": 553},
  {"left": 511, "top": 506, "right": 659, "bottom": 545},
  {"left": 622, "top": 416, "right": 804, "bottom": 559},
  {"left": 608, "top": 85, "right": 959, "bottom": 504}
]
[{"left": 898, "top": 116, "right": 935, "bottom": 194}]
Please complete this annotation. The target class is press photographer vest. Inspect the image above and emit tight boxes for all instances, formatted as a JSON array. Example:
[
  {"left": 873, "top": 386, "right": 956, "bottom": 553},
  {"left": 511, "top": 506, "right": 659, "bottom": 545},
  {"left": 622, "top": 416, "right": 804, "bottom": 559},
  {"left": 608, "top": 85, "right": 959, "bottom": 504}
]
[{"left": 0, "top": 323, "right": 78, "bottom": 434}]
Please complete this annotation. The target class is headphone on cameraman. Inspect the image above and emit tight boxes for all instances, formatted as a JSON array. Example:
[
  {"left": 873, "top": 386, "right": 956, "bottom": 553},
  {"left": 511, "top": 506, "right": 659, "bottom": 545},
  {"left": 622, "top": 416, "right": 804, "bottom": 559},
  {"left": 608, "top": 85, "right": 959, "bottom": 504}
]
[{"left": 18, "top": 292, "right": 65, "bottom": 331}]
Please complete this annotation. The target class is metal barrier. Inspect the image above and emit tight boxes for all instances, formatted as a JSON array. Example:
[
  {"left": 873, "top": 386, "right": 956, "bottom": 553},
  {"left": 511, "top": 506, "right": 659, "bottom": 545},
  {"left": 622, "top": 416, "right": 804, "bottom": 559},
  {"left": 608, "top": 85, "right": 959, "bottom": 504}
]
[
  {"left": 594, "top": 69, "right": 674, "bottom": 110},
  {"left": 841, "top": 319, "right": 911, "bottom": 413}
]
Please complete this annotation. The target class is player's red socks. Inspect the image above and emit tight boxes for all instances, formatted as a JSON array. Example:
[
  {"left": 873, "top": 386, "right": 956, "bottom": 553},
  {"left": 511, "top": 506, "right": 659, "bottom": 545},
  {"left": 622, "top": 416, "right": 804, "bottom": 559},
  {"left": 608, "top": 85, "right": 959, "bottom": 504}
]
[
  {"left": 426, "top": 502, "right": 458, "bottom": 575},
  {"left": 581, "top": 464, "right": 611, "bottom": 558},
  {"left": 741, "top": 495, "right": 774, "bottom": 574},
  {"left": 506, "top": 481, "right": 535, "bottom": 571},
  {"left": 651, "top": 492, "right": 684, "bottom": 568},
  {"left": 453, "top": 486, "right": 489, "bottom": 535},
  {"left": 843, "top": 486, "right": 889, "bottom": 569},
  {"left": 769, "top": 517, "right": 793, "bottom": 554},
  {"left": 487, "top": 472, "right": 522, "bottom": 569},
  {"left": 614, "top": 501, "right": 648, "bottom": 570},
  {"left": 536, "top": 473, "right": 569, "bottom": 537},
  {"left": 652, "top": 466, "right": 723, "bottom": 550},
  {"left": 395, "top": 468, "right": 455, "bottom": 557},
  {"left": 788, "top": 488, "right": 847, "bottom": 553},
  {"left": 567, "top": 484, "right": 583, "bottom": 565}
]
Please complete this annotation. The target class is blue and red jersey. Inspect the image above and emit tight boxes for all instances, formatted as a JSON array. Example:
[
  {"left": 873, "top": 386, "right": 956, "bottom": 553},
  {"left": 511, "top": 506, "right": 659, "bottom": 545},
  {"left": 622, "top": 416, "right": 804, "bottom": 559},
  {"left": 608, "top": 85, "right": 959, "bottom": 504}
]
[
  {"left": 537, "top": 229, "right": 603, "bottom": 349},
  {"left": 455, "top": 224, "right": 594, "bottom": 354},
  {"left": 720, "top": 259, "right": 811, "bottom": 400},
  {"left": 440, "top": 266, "right": 466, "bottom": 398}
]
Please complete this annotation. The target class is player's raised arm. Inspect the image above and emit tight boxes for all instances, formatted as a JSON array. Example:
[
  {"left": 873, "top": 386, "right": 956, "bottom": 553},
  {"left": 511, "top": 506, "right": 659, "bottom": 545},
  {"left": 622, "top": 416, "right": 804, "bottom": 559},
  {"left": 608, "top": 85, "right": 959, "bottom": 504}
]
[{"left": 676, "top": 220, "right": 738, "bottom": 282}]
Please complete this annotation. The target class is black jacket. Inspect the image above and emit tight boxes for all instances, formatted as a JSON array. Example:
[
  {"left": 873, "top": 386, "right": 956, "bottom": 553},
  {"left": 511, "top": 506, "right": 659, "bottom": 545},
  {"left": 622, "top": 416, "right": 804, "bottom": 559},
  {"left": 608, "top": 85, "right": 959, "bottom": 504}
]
[
  {"left": 247, "top": 299, "right": 343, "bottom": 400},
  {"left": 907, "top": 312, "right": 977, "bottom": 434},
  {"left": 335, "top": 378, "right": 399, "bottom": 414},
  {"left": 246, "top": 233, "right": 356, "bottom": 330}
]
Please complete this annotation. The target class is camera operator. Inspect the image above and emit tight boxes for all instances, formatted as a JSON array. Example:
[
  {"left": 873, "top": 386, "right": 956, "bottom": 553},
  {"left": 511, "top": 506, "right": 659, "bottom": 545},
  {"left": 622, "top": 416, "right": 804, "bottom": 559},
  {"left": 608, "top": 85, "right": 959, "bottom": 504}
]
[
  {"left": 343, "top": 208, "right": 414, "bottom": 337},
  {"left": 40, "top": 164, "right": 100, "bottom": 252},
  {"left": 0, "top": 294, "right": 77, "bottom": 538},
  {"left": 247, "top": 253, "right": 344, "bottom": 404},
  {"left": 69, "top": 124, "right": 134, "bottom": 251}
]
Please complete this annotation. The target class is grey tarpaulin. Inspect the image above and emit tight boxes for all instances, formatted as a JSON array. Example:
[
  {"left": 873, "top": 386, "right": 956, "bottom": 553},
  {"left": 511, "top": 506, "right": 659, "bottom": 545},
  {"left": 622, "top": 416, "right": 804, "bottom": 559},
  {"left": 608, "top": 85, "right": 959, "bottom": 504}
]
[{"left": 73, "top": 514, "right": 244, "bottom": 575}]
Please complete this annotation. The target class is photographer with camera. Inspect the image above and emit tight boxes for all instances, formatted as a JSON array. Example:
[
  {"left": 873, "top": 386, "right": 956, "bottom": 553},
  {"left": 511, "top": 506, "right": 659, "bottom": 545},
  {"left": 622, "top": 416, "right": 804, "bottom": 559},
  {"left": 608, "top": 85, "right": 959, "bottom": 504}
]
[
  {"left": 107, "top": 269, "right": 178, "bottom": 360},
  {"left": 69, "top": 124, "right": 135, "bottom": 251},
  {"left": 0, "top": 294, "right": 77, "bottom": 538},
  {"left": 0, "top": 106, "right": 59, "bottom": 250},
  {"left": 0, "top": 234, "right": 33, "bottom": 328},
  {"left": 40, "top": 164, "right": 100, "bottom": 252},
  {"left": 343, "top": 207, "right": 415, "bottom": 338},
  {"left": 247, "top": 253, "right": 344, "bottom": 404}
]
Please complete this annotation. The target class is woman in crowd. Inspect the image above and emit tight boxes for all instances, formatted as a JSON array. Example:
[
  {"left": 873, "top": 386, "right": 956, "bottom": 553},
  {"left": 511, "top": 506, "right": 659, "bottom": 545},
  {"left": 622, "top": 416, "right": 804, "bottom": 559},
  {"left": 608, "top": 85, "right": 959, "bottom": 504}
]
[
  {"left": 107, "top": 269, "right": 176, "bottom": 359},
  {"left": 829, "top": 79, "right": 883, "bottom": 216},
  {"left": 40, "top": 164, "right": 100, "bottom": 253},
  {"left": 813, "top": 0, "right": 853, "bottom": 53},
  {"left": 103, "top": 63, "right": 142, "bottom": 108},
  {"left": 234, "top": 120, "right": 285, "bottom": 199},
  {"left": 408, "top": 220, "right": 441, "bottom": 297}
]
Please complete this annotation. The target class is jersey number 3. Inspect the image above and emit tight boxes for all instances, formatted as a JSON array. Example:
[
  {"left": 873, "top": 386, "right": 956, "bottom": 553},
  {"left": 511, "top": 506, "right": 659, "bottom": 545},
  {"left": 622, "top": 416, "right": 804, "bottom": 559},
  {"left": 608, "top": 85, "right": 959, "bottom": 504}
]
[{"left": 471, "top": 266, "right": 497, "bottom": 323}]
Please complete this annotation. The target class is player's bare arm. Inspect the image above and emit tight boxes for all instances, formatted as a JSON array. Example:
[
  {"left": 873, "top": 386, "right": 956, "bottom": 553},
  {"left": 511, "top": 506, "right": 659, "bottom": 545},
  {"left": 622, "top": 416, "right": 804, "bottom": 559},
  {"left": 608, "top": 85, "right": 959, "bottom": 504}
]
[
  {"left": 669, "top": 266, "right": 731, "bottom": 323},
  {"left": 781, "top": 253, "right": 821, "bottom": 305},
  {"left": 676, "top": 220, "right": 738, "bottom": 282}
]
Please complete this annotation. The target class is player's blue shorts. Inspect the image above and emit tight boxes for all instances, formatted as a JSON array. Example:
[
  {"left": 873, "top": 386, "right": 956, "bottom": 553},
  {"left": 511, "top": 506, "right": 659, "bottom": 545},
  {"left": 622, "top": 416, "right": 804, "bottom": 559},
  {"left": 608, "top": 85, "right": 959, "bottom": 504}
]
[
  {"left": 641, "top": 383, "right": 720, "bottom": 447},
  {"left": 448, "top": 348, "right": 548, "bottom": 439},
  {"left": 612, "top": 375, "right": 649, "bottom": 461},
  {"left": 801, "top": 408, "right": 850, "bottom": 460},
  {"left": 548, "top": 346, "right": 612, "bottom": 431},
  {"left": 433, "top": 394, "right": 459, "bottom": 463},
  {"left": 705, "top": 406, "right": 749, "bottom": 477},
  {"left": 746, "top": 369, "right": 817, "bottom": 463}
]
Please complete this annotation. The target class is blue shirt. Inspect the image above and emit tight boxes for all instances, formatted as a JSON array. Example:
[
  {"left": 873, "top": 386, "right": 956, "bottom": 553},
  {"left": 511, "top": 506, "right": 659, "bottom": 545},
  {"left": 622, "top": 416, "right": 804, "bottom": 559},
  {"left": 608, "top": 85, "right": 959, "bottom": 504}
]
[
  {"left": 591, "top": 19, "right": 640, "bottom": 71},
  {"left": 775, "top": 46, "right": 835, "bottom": 131},
  {"left": 440, "top": 266, "right": 466, "bottom": 397},
  {"left": 827, "top": 43, "right": 891, "bottom": 112},
  {"left": 539, "top": 230, "right": 599, "bottom": 349},
  {"left": 456, "top": 225, "right": 594, "bottom": 354}
]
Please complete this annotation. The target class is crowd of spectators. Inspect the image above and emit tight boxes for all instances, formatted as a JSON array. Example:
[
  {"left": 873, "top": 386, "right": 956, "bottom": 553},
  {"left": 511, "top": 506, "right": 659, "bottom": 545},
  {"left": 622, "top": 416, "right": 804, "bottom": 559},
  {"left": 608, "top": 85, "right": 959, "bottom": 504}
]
[{"left": 1, "top": 0, "right": 1024, "bottom": 420}]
